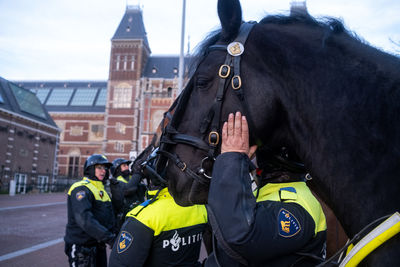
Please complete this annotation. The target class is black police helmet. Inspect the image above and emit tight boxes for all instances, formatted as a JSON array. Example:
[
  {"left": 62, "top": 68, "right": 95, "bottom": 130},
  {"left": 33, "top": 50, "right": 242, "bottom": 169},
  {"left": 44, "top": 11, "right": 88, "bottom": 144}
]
[
  {"left": 84, "top": 154, "right": 112, "bottom": 176},
  {"left": 111, "top": 158, "right": 132, "bottom": 177}
]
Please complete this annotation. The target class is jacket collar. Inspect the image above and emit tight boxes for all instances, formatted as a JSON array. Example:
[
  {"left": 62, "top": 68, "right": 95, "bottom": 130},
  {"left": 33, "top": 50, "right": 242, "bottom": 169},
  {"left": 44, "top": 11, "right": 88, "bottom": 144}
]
[
  {"left": 147, "top": 187, "right": 169, "bottom": 199},
  {"left": 257, "top": 181, "right": 305, "bottom": 198}
]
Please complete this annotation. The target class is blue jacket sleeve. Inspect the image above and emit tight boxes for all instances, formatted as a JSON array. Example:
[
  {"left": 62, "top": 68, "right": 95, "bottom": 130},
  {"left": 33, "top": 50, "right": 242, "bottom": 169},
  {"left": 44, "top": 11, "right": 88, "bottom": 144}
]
[
  {"left": 207, "top": 152, "right": 256, "bottom": 241},
  {"left": 207, "top": 152, "right": 316, "bottom": 264}
]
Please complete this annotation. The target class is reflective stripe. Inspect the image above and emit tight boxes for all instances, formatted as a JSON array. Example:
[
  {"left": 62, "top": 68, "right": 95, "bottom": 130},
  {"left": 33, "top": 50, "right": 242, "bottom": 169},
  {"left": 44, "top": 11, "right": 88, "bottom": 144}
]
[
  {"left": 117, "top": 176, "right": 129, "bottom": 183},
  {"left": 68, "top": 177, "right": 111, "bottom": 202},
  {"left": 71, "top": 244, "right": 76, "bottom": 267},
  {"left": 126, "top": 188, "right": 208, "bottom": 236},
  {"left": 71, "top": 244, "right": 76, "bottom": 258},
  {"left": 340, "top": 212, "right": 400, "bottom": 267}
]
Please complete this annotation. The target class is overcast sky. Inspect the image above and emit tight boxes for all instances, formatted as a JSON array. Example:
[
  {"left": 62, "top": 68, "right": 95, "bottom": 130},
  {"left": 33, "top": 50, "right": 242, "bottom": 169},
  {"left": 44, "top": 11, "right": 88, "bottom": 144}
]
[{"left": 0, "top": 0, "right": 399, "bottom": 81}]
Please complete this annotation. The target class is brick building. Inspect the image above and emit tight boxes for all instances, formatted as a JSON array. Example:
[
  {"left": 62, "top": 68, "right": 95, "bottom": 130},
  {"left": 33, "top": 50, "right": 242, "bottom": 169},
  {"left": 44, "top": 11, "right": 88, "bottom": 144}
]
[
  {"left": 18, "top": 6, "right": 189, "bottom": 178},
  {"left": 0, "top": 77, "right": 60, "bottom": 193}
]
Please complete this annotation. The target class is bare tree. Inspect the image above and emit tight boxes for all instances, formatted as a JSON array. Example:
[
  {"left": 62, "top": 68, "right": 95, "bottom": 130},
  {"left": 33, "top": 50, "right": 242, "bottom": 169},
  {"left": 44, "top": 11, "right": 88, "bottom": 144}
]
[{"left": 389, "top": 37, "right": 400, "bottom": 53}]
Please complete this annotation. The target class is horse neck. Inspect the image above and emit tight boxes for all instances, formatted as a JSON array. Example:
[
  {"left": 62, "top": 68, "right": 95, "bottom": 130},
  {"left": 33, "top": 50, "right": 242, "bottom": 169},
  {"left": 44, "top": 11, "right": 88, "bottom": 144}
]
[{"left": 253, "top": 23, "right": 400, "bottom": 236}]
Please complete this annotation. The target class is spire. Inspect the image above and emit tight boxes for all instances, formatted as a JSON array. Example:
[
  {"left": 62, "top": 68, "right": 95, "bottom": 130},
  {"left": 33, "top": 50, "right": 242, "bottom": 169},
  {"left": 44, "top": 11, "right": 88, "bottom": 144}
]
[
  {"left": 126, "top": 0, "right": 140, "bottom": 10},
  {"left": 290, "top": 1, "right": 309, "bottom": 16},
  {"left": 111, "top": 6, "right": 150, "bottom": 49}
]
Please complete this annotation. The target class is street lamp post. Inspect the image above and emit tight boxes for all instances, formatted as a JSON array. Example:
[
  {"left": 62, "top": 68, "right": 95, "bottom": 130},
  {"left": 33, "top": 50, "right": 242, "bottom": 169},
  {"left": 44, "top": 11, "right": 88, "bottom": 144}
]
[{"left": 178, "top": 0, "right": 186, "bottom": 95}]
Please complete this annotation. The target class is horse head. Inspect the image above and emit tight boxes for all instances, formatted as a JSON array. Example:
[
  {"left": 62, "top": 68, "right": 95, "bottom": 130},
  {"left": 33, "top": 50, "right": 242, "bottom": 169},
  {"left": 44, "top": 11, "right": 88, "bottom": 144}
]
[{"left": 159, "top": 0, "right": 308, "bottom": 206}]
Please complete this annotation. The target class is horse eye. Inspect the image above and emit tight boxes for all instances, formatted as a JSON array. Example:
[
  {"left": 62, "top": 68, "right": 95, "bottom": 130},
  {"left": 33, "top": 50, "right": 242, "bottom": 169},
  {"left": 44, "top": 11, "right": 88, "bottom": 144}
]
[{"left": 195, "top": 77, "right": 209, "bottom": 91}]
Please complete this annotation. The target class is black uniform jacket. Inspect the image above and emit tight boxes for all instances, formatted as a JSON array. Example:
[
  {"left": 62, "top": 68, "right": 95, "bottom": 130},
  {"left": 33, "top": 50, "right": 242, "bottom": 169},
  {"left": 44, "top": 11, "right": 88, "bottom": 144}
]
[
  {"left": 205, "top": 152, "right": 327, "bottom": 267},
  {"left": 111, "top": 173, "right": 146, "bottom": 215},
  {"left": 64, "top": 177, "right": 116, "bottom": 246},
  {"left": 109, "top": 187, "right": 208, "bottom": 267}
]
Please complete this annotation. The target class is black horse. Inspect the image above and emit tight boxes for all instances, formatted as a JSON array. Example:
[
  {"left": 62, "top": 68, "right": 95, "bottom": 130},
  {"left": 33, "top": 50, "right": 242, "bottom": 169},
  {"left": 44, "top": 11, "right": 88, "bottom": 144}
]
[{"left": 154, "top": 0, "right": 400, "bottom": 265}]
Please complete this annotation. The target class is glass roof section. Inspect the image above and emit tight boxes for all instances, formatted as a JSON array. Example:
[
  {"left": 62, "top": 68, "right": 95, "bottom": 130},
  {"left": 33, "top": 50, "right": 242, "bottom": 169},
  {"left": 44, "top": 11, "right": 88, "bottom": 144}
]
[
  {"left": 33, "top": 89, "right": 50, "bottom": 104},
  {"left": 70, "top": 88, "right": 98, "bottom": 106},
  {"left": 9, "top": 83, "right": 47, "bottom": 119},
  {"left": 46, "top": 88, "right": 73, "bottom": 105},
  {"left": 0, "top": 92, "right": 4, "bottom": 103},
  {"left": 95, "top": 88, "right": 107, "bottom": 106}
]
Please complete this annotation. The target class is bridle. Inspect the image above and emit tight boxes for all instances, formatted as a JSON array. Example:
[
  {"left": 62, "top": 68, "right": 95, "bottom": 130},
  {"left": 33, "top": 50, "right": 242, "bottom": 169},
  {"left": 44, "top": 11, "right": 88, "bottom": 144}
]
[{"left": 153, "top": 22, "right": 258, "bottom": 186}]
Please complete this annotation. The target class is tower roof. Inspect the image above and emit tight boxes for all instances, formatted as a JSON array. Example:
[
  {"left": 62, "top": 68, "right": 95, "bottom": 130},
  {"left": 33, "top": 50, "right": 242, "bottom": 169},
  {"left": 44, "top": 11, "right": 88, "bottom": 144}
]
[{"left": 112, "top": 6, "right": 150, "bottom": 49}]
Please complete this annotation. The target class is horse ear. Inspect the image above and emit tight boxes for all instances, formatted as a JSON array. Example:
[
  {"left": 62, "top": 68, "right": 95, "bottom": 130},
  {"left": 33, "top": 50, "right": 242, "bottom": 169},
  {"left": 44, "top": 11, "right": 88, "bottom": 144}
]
[{"left": 218, "top": 0, "right": 242, "bottom": 41}]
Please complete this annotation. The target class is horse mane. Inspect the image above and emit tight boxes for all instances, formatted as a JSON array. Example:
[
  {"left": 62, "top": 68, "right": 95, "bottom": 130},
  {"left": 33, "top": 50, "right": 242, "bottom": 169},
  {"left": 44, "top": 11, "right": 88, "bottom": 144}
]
[{"left": 191, "top": 13, "right": 368, "bottom": 69}]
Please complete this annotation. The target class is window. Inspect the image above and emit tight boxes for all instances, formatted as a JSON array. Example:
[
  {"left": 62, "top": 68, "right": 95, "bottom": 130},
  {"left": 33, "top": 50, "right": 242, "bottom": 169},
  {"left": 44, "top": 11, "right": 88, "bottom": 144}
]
[
  {"left": 35, "top": 89, "right": 50, "bottom": 103},
  {"left": 131, "top": 56, "right": 135, "bottom": 70},
  {"left": 19, "top": 148, "right": 29, "bottom": 157},
  {"left": 123, "top": 56, "right": 127, "bottom": 70},
  {"left": 70, "top": 88, "right": 97, "bottom": 106},
  {"left": 115, "top": 122, "right": 126, "bottom": 134},
  {"left": 113, "top": 87, "right": 132, "bottom": 108},
  {"left": 14, "top": 173, "right": 27, "bottom": 194},
  {"left": 116, "top": 55, "right": 120, "bottom": 70},
  {"left": 46, "top": 88, "right": 73, "bottom": 105},
  {"left": 95, "top": 89, "right": 107, "bottom": 106},
  {"left": 9, "top": 83, "right": 47, "bottom": 119},
  {"left": 37, "top": 176, "right": 49, "bottom": 192},
  {"left": 0, "top": 92, "right": 4, "bottom": 103},
  {"left": 68, "top": 156, "right": 80, "bottom": 178},
  {"left": 91, "top": 124, "right": 104, "bottom": 138},
  {"left": 114, "top": 142, "right": 124, "bottom": 152}
]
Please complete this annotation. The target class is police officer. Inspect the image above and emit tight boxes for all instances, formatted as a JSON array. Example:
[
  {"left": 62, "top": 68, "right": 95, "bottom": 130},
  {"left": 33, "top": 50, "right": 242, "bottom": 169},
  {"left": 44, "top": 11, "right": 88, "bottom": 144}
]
[
  {"left": 109, "top": 158, "right": 146, "bottom": 229},
  {"left": 108, "top": 152, "right": 208, "bottom": 267},
  {"left": 64, "top": 154, "right": 117, "bottom": 267},
  {"left": 205, "top": 112, "right": 327, "bottom": 266}
]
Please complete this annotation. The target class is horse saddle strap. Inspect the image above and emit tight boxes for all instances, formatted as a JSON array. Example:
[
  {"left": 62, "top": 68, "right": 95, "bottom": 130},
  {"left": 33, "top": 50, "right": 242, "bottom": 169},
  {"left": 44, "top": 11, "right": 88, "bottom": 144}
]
[{"left": 207, "top": 206, "right": 249, "bottom": 266}]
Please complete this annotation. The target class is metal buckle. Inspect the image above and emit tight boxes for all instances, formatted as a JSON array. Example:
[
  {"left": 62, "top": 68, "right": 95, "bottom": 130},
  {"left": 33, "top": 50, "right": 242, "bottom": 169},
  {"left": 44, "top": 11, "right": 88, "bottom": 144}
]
[
  {"left": 180, "top": 162, "right": 187, "bottom": 172},
  {"left": 218, "top": 64, "right": 230, "bottom": 78},
  {"left": 232, "top": 75, "right": 242, "bottom": 90},
  {"left": 208, "top": 131, "right": 220, "bottom": 146},
  {"left": 198, "top": 157, "right": 215, "bottom": 179}
]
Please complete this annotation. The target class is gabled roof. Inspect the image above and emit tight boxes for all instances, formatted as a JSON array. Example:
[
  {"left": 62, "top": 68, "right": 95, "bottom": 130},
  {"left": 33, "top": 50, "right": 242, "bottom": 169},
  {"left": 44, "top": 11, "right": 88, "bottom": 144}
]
[
  {"left": 112, "top": 6, "right": 150, "bottom": 49},
  {"left": 0, "top": 76, "right": 58, "bottom": 129},
  {"left": 143, "top": 56, "right": 192, "bottom": 79},
  {"left": 15, "top": 81, "right": 107, "bottom": 113}
]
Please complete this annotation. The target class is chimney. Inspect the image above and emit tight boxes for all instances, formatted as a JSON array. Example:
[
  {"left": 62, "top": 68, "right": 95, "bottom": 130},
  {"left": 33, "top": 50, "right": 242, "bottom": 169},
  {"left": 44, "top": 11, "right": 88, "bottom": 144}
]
[{"left": 290, "top": 1, "right": 309, "bottom": 16}]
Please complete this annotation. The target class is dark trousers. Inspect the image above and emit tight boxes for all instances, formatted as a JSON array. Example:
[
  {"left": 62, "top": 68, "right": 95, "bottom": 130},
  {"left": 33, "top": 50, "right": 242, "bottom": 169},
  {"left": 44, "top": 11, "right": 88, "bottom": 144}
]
[{"left": 65, "top": 243, "right": 107, "bottom": 267}]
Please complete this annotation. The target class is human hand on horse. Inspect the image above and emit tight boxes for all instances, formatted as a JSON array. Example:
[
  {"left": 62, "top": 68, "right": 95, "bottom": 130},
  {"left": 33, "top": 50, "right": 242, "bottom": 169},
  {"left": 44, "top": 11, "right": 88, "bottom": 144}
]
[{"left": 221, "top": 111, "right": 257, "bottom": 159}]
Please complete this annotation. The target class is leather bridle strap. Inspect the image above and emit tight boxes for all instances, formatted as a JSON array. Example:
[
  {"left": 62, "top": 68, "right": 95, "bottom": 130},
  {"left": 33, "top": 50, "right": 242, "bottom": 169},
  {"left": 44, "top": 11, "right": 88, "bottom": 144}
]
[
  {"left": 157, "top": 149, "right": 211, "bottom": 185},
  {"left": 204, "top": 21, "right": 258, "bottom": 158},
  {"left": 156, "top": 22, "right": 257, "bottom": 184}
]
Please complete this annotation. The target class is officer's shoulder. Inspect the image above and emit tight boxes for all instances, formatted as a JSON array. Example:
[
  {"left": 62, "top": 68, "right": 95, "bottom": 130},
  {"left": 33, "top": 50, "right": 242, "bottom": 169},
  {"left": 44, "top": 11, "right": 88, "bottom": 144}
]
[
  {"left": 72, "top": 179, "right": 91, "bottom": 188},
  {"left": 69, "top": 180, "right": 91, "bottom": 194}
]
